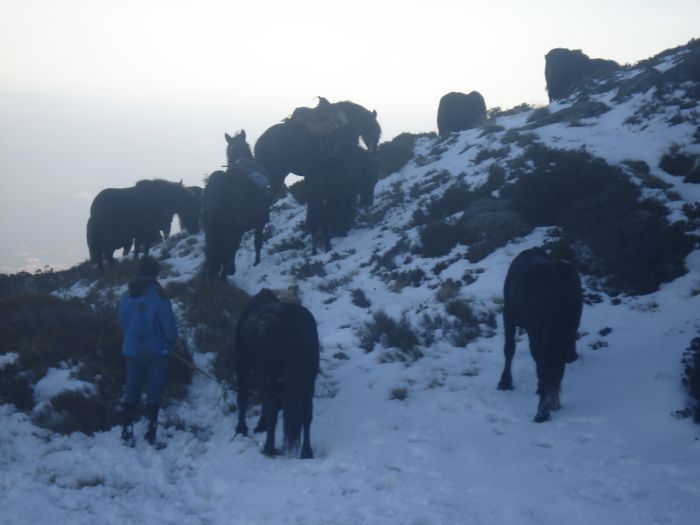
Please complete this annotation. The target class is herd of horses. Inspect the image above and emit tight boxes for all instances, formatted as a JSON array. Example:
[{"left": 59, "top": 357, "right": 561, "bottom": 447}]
[{"left": 86, "top": 95, "right": 584, "bottom": 457}]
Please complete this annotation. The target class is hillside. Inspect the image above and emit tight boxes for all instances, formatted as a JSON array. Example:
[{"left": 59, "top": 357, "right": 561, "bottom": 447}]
[{"left": 1, "top": 41, "right": 700, "bottom": 524}]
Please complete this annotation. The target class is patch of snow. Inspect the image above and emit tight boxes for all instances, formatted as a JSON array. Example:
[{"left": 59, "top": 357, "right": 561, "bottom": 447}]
[
  {"left": 33, "top": 366, "right": 96, "bottom": 405},
  {"left": 0, "top": 353, "right": 19, "bottom": 369}
]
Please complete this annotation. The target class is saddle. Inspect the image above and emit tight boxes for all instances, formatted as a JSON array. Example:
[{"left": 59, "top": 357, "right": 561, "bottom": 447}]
[
  {"left": 230, "top": 158, "right": 273, "bottom": 197},
  {"left": 289, "top": 103, "right": 349, "bottom": 136}
]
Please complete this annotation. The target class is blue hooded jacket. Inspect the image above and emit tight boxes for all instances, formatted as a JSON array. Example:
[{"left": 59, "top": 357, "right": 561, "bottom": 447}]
[{"left": 119, "top": 277, "right": 178, "bottom": 358}]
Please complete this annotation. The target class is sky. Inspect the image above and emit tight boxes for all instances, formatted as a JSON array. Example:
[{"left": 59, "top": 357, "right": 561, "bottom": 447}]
[{"left": 0, "top": 0, "right": 699, "bottom": 272}]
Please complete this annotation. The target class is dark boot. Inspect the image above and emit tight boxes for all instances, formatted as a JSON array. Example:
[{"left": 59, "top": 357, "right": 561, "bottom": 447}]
[
  {"left": 144, "top": 404, "right": 166, "bottom": 450},
  {"left": 120, "top": 402, "right": 136, "bottom": 447}
]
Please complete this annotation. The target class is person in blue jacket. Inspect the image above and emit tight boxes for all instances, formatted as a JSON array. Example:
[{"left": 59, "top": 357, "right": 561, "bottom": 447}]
[{"left": 119, "top": 255, "right": 178, "bottom": 448}]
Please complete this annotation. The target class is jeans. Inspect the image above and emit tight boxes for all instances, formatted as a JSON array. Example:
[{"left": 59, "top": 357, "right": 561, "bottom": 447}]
[{"left": 124, "top": 356, "right": 169, "bottom": 405}]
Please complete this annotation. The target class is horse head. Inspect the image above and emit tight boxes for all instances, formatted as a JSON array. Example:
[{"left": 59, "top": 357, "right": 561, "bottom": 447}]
[
  {"left": 360, "top": 110, "right": 381, "bottom": 152},
  {"left": 225, "top": 130, "right": 253, "bottom": 166},
  {"left": 177, "top": 183, "right": 201, "bottom": 234}
]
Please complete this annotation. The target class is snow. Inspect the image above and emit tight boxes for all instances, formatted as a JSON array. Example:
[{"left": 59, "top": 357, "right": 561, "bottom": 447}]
[
  {"left": 2, "top": 45, "right": 700, "bottom": 524},
  {"left": 33, "top": 366, "right": 96, "bottom": 405},
  {"left": 0, "top": 352, "right": 19, "bottom": 369}
]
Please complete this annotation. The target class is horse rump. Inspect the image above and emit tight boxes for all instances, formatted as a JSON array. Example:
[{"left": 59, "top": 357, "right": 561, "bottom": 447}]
[
  {"left": 499, "top": 247, "right": 583, "bottom": 422},
  {"left": 235, "top": 289, "right": 319, "bottom": 458}
]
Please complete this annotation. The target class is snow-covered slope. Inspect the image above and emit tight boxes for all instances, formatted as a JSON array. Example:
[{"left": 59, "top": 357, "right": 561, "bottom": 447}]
[{"left": 1, "top": 43, "right": 700, "bottom": 524}]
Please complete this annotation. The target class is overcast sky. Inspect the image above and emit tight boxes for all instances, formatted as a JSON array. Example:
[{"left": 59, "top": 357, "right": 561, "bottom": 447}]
[{"left": 1, "top": 0, "right": 698, "bottom": 272}]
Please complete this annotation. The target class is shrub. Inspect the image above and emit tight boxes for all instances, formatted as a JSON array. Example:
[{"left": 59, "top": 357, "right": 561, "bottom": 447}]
[
  {"left": 444, "top": 299, "right": 497, "bottom": 347},
  {"left": 660, "top": 146, "right": 698, "bottom": 176},
  {"left": 351, "top": 288, "right": 371, "bottom": 308},
  {"left": 457, "top": 199, "right": 531, "bottom": 262},
  {"left": 375, "top": 132, "right": 436, "bottom": 177},
  {"left": 389, "top": 387, "right": 408, "bottom": 401},
  {"left": 503, "top": 145, "right": 695, "bottom": 294},
  {"left": 473, "top": 146, "right": 510, "bottom": 164},
  {"left": 0, "top": 291, "right": 192, "bottom": 435},
  {"left": 435, "top": 279, "right": 462, "bottom": 303},
  {"left": 167, "top": 277, "right": 249, "bottom": 387},
  {"left": 681, "top": 337, "right": 700, "bottom": 422},
  {"left": 416, "top": 167, "right": 508, "bottom": 258},
  {"left": 0, "top": 261, "right": 95, "bottom": 299},
  {"left": 358, "top": 310, "right": 422, "bottom": 361}
]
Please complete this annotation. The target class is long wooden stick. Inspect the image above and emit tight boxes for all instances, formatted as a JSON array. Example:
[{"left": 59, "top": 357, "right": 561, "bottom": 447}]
[{"left": 171, "top": 350, "right": 217, "bottom": 381}]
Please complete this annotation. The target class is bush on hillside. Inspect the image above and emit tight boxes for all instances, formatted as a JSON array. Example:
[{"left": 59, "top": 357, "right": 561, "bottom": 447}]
[
  {"left": 167, "top": 277, "right": 250, "bottom": 388},
  {"left": 375, "top": 132, "right": 436, "bottom": 177},
  {"left": 660, "top": 146, "right": 698, "bottom": 177},
  {"left": 681, "top": 337, "right": 700, "bottom": 423},
  {"left": 0, "top": 262, "right": 95, "bottom": 299},
  {"left": 0, "top": 291, "right": 193, "bottom": 435},
  {"left": 503, "top": 145, "right": 696, "bottom": 294},
  {"left": 358, "top": 310, "right": 422, "bottom": 362}
]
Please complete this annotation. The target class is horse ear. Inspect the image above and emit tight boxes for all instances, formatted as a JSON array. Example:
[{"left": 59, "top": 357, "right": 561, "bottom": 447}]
[
  {"left": 179, "top": 179, "right": 183, "bottom": 185},
  {"left": 225, "top": 133, "right": 232, "bottom": 143},
  {"left": 240, "top": 130, "right": 246, "bottom": 140},
  {"left": 372, "top": 109, "right": 377, "bottom": 118}
]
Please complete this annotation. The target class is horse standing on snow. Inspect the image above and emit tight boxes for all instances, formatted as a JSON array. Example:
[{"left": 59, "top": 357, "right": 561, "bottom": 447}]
[
  {"left": 235, "top": 289, "right": 320, "bottom": 459},
  {"left": 87, "top": 179, "right": 200, "bottom": 270},
  {"left": 202, "top": 131, "right": 271, "bottom": 278},
  {"left": 498, "top": 247, "right": 583, "bottom": 422}
]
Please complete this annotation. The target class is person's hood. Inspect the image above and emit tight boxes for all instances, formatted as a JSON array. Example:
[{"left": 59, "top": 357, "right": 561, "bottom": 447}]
[{"left": 128, "top": 276, "right": 161, "bottom": 297}]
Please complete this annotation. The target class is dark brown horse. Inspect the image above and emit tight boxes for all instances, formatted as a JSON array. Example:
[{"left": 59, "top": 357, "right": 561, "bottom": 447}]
[
  {"left": 498, "top": 247, "right": 583, "bottom": 422},
  {"left": 235, "top": 289, "right": 319, "bottom": 458},
  {"left": 202, "top": 131, "right": 271, "bottom": 278},
  {"left": 88, "top": 180, "right": 200, "bottom": 270},
  {"left": 253, "top": 99, "right": 381, "bottom": 195}
]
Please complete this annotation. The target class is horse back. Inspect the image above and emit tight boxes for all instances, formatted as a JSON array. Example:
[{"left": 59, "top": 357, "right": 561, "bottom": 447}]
[{"left": 504, "top": 248, "right": 582, "bottom": 346}]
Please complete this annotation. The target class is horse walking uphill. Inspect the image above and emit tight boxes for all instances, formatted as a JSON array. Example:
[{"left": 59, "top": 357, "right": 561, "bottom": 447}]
[
  {"left": 235, "top": 289, "right": 320, "bottom": 459},
  {"left": 498, "top": 247, "right": 583, "bottom": 422},
  {"left": 87, "top": 180, "right": 200, "bottom": 270},
  {"left": 254, "top": 98, "right": 381, "bottom": 194}
]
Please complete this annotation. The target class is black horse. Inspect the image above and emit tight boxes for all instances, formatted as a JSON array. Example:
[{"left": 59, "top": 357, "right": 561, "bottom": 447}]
[
  {"left": 290, "top": 98, "right": 381, "bottom": 152},
  {"left": 302, "top": 143, "right": 379, "bottom": 253},
  {"left": 329, "top": 143, "right": 380, "bottom": 207},
  {"left": 225, "top": 130, "right": 254, "bottom": 165},
  {"left": 253, "top": 119, "right": 318, "bottom": 196},
  {"left": 437, "top": 91, "right": 487, "bottom": 136},
  {"left": 235, "top": 289, "right": 319, "bottom": 459},
  {"left": 498, "top": 247, "right": 583, "bottom": 422},
  {"left": 254, "top": 99, "right": 381, "bottom": 194},
  {"left": 202, "top": 132, "right": 270, "bottom": 278},
  {"left": 305, "top": 156, "right": 355, "bottom": 254},
  {"left": 88, "top": 180, "right": 200, "bottom": 270}
]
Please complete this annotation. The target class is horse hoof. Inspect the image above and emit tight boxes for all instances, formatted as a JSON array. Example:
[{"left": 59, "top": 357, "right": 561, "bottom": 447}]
[
  {"left": 263, "top": 446, "right": 278, "bottom": 457},
  {"left": 497, "top": 380, "right": 513, "bottom": 391},
  {"left": 533, "top": 412, "right": 550, "bottom": 423},
  {"left": 301, "top": 449, "right": 314, "bottom": 460}
]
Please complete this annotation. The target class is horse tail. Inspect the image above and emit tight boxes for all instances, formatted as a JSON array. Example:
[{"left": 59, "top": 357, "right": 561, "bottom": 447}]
[{"left": 282, "top": 308, "right": 319, "bottom": 457}]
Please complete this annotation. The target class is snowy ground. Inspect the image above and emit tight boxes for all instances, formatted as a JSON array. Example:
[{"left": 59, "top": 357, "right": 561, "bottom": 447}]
[{"left": 2, "top": 48, "right": 700, "bottom": 524}]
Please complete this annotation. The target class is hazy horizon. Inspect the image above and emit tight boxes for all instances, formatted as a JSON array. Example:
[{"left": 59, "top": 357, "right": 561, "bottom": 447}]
[{"left": 1, "top": 0, "right": 698, "bottom": 272}]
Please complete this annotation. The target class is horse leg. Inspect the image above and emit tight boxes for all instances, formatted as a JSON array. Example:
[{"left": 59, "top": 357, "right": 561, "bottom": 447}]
[
  {"left": 261, "top": 372, "right": 280, "bottom": 456},
  {"left": 235, "top": 366, "right": 249, "bottom": 436},
  {"left": 534, "top": 354, "right": 564, "bottom": 422},
  {"left": 300, "top": 395, "right": 314, "bottom": 459},
  {"left": 254, "top": 411, "right": 266, "bottom": 433},
  {"left": 498, "top": 310, "right": 516, "bottom": 390},
  {"left": 551, "top": 357, "right": 566, "bottom": 411},
  {"left": 225, "top": 236, "right": 242, "bottom": 276},
  {"left": 253, "top": 224, "right": 263, "bottom": 266},
  {"left": 262, "top": 399, "right": 279, "bottom": 457}
]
